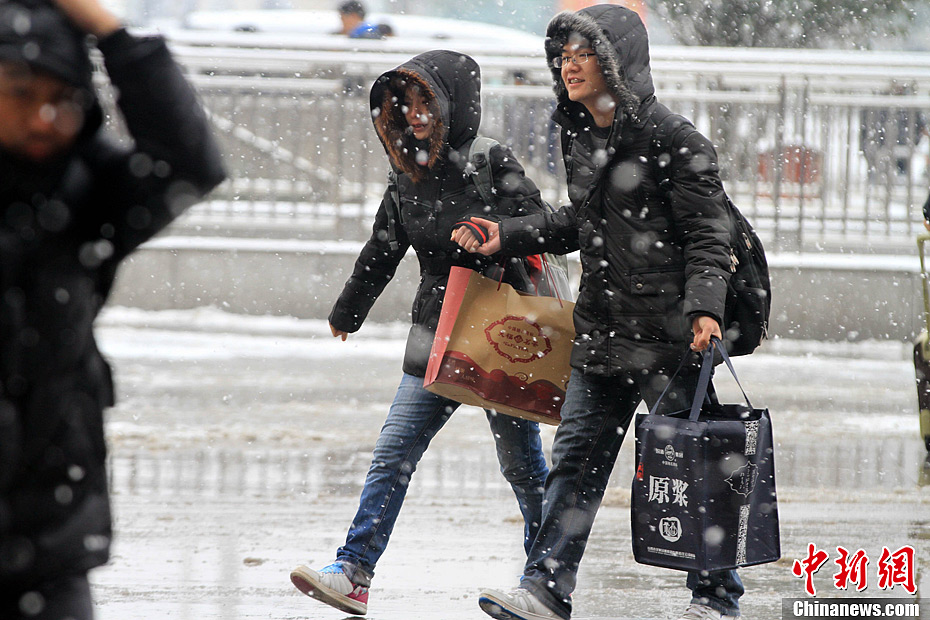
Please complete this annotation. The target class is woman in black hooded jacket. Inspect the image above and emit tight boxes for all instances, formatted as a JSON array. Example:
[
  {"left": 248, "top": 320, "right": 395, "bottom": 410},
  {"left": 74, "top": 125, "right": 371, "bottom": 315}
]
[{"left": 288, "top": 50, "right": 551, "bottom": 616}]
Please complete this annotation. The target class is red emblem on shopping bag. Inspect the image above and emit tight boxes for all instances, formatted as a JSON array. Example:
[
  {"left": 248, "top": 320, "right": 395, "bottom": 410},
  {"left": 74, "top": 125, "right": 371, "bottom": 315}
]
[{"left": 485, "top": 316, "right": 553, "bottom": 364}]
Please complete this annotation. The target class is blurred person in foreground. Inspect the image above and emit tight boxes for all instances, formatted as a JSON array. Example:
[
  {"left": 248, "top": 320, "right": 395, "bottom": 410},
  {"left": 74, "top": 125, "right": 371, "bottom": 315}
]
[
  {"left": 0, "top": 0, "right": 225, "bottom": 617},
  {"left": 453, "top": 5, "right": 744, "bottom": 620},
  {"left": 289, "top": 50, "right": 550, "bottom": 616}
]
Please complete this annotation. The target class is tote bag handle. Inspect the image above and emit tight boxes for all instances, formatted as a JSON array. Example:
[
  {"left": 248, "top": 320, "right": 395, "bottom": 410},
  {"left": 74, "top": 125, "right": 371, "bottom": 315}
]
[
  {"left": 648, "top": 336, "right": 753, "bottom": 421},
  {"left": 689, "top": 336, "right": 754, "bottom": 421}
]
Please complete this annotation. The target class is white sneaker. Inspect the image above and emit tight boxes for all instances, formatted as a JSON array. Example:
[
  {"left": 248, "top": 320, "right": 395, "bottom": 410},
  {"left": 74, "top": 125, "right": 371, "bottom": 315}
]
[
  {"left": 290, "top": 563, "right": 369, "bottom": 615},
  {"left": 678, "top": 603, "right": 739, "bottom": 620},
  {"left": 478, "top": 587, "right": 561, "bottom": 620}
]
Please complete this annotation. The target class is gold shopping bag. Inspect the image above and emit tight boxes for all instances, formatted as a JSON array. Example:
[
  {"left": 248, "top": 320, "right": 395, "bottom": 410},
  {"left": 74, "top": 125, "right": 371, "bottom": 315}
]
[{"left": 424, "top": 267, "right": 575, "bottom": 425}]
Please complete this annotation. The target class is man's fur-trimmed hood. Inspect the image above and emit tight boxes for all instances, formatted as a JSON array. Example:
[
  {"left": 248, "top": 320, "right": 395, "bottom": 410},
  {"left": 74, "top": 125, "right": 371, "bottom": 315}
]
[
  {"left": 370, "top": 50, "right": 481, "bottom": 182},
  {"left": 545, "top": 5, "right": 655, "bottom": 125}
]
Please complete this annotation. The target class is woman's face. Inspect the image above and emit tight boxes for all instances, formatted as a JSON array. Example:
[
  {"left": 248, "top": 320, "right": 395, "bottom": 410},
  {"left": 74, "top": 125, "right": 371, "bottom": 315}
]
[{"left": 403, "top": 86, "right": 433, "bottom": 141}]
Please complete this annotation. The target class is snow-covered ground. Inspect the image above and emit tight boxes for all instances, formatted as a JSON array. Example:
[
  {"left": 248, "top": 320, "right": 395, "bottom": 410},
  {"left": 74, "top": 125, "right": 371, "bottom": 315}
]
[{"left": 89, "top": 307, "right": 928, "bottom": 619}]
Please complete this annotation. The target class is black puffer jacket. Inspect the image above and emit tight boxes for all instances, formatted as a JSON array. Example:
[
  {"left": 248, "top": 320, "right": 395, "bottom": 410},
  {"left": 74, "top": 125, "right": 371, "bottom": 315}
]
[
  {"left": 0, "top": 25, "right": 225, "bottom": 585},
  {"left": 498, "top": 5, "right": 731, "bottom": 376},
  {"left": 329, "top": 51, "right": 547, "bottom": 377}
]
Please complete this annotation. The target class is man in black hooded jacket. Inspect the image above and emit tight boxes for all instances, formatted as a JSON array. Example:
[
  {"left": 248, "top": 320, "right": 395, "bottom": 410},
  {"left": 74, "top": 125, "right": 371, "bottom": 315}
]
[
  {"left": 455, "top": 5, "right": 744, "bottom": 620},
  {"left": 0, "top": 0, "right": 225, "bottom": 617}
]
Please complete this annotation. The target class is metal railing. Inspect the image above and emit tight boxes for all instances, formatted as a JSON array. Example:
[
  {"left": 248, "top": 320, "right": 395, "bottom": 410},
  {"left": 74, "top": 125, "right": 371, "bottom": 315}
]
[
  {"left": 106, "top": 436, "right": 929, "bottom": 498},
  {"left": 101, "top": 36, "right": 930, "bottom": 251},
  {"left": 107, "top": 445, "right": 518, "bottom": 499}
]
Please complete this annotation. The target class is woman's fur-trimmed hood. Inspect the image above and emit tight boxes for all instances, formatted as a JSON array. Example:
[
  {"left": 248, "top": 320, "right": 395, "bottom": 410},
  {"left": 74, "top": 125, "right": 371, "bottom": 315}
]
[
  {"left": 370, "top": 50, "right": 481, "bottom": 181},
  {"left": 545, "top": 5, "right": 655, "bottom": 125}
]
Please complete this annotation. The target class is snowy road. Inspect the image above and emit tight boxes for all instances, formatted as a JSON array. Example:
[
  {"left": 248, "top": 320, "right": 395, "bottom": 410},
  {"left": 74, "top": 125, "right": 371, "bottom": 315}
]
[{"left": 89, "top": 308, "right": 928, "bottom": 619}]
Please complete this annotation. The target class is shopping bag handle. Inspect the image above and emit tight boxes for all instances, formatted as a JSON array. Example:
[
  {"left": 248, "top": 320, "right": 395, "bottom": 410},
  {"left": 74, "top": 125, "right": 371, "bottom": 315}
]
[
  {"left": 490, "top": 259, "right": 507, "bottom": 291},
  {"left": 648, "top": 336, "right": 753, "bottom": 421},
  {"left": 647, "top": 347, "right": 713, "bottom": 417},
  {"left": 689, "top": 336, "right": 754, "bottom": 421},
  {"left": 540, "top": 254, "right": 565, "bottom": 307}
]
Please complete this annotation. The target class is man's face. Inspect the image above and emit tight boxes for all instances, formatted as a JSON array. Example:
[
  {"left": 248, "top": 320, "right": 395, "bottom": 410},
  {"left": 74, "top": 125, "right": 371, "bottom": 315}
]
[
  {"left": 340, "top": 12, "right": 362, "bottom": 35},
  {"left": 560, "top": 42, "right": 614, "bottom": 117},
  {"left": 0, "top": 62, "right": 85, "bottom": 163}
]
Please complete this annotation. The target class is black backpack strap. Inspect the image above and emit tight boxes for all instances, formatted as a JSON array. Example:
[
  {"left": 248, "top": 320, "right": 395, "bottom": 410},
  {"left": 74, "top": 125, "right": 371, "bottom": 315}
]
[
  {"left": 561, "top": 129, "right": 576, "bottom": 184},
  {"left": 468, "top": 136, "right": 499, "bottom": 207},
  {"left": 649, "top": 106, "right": 695, "bottom": 198},
  {"left": 386, "top": 168, "right": 403, "bottom": 251}
]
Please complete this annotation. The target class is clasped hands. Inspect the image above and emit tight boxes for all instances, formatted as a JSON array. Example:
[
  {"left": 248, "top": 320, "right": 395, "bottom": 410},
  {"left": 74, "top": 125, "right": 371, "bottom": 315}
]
[{"left": 447, "top": 216, "right": 720, "bottom": 352}]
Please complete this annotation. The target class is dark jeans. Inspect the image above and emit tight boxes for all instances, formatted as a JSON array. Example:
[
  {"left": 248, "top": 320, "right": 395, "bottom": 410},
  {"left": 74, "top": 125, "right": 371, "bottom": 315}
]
[
  {"left": 336, "top": 373, "right": 549, "bottom": 585},
  {"left": 0, "top": 573, "right": 94, "bottom": 620},
  {"left": 521, "top": 367, "right": 744, "bottom": 619}
]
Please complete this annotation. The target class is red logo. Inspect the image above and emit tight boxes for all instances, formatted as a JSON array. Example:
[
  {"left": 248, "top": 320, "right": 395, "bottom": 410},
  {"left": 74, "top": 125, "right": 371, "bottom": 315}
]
[
  {"left": 834, "top": 547, "right": 869, "bottom": 592},
  {"left": 878, "top": 546, "right": 916, "bottom": 594},
  {"left": 791, "top": 544, "right": 917, "bottom": 596},
  {"left": 636, "top": 462, "right": 644, "bottom": 480},
  {"left": 485, "top": 315, "right": 553, "bottom": 364},
  {"left": 792, "top": 543, "right": 830, "bottom": 596}
]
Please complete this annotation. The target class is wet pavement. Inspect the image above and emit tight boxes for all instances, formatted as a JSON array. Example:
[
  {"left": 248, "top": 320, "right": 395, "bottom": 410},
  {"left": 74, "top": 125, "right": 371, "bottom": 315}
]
[{"left": 89, "top": 311, "right": 929, "bottom": 619}]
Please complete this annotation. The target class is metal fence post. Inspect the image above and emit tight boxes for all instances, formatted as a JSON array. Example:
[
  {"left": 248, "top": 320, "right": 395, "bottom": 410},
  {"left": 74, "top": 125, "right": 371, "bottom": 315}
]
[
  {"left": 772, "top": 75, "right": 787, "bottom": 251},
  {"left": 797, "top": 78, "right": 810, "bottom": 252}
]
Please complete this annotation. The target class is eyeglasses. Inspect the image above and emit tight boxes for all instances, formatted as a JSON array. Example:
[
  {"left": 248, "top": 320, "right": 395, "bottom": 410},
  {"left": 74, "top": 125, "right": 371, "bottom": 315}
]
[{"left": 552, "top": 53, "right": 597, "bottom": 69}]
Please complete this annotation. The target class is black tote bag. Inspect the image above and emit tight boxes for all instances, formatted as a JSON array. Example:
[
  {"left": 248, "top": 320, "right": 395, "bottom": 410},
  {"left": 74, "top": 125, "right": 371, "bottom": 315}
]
[{"left": 631, "top": 337, "right": 781, "bottom": 572}]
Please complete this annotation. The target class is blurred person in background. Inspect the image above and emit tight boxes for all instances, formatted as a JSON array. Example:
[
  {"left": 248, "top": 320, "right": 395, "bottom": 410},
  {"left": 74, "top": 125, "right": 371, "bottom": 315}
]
[
  {"left": 0, "top": 0, "right": 224, "bottom": 618},
  {"left": 337, "top": 0, "right": 380, "bottom": 39}
]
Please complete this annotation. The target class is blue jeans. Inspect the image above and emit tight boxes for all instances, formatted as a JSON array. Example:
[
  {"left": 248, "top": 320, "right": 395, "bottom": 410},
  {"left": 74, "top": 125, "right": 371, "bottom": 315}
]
[
  {"left": 336, "top": 373, "right": 549, "bottom": 585},
  {"left": 521, "top": 367, "right": 744, "bottom": 619}
]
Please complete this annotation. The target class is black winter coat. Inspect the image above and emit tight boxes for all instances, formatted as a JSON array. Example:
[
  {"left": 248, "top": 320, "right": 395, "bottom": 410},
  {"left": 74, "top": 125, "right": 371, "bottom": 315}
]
[
  {"left": 0, "top": 30, "right": 225, "bottom": 585},
  {"left": 329, "top": 51, "right": 547, "bottom": 377},
  {"left": 499, "top": 5, "right": 731, "bottom": 376}
]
